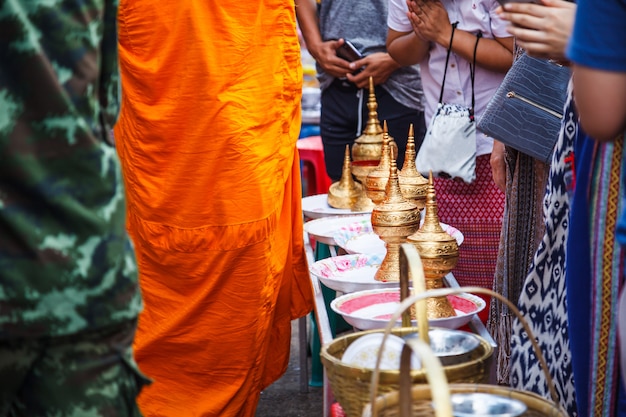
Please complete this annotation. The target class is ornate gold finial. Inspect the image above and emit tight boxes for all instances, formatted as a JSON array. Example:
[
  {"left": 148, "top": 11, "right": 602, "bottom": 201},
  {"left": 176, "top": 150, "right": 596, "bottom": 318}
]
[
  {"left": 363, "top": 76, "right": 383, "bottom": 136},
  {"left": 406, "top": 172, "right": 458, "bottom": 318},
  {"left": 399, "top": 124, "right": 428, "bottom": 210},
  {"left": 351, "top": 77, "right": 394, "bottom": 162},
  {"left": 327, "top": 145, "right": 363, "bottom": 209},
  {"left": 370, "top": 145, "right": 420, "bottom": 282}
]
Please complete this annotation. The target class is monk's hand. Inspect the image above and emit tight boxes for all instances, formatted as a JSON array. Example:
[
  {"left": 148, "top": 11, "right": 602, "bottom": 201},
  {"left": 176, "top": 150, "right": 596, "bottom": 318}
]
[
  {"left": 345, "top": 53, "right": 400, "bottom": 88},
  {"left": 497, "top": 0, "right": 576, "bottom": 61},
  {"left": 309, "top": 38, "right": 353, "bottom": 79}
]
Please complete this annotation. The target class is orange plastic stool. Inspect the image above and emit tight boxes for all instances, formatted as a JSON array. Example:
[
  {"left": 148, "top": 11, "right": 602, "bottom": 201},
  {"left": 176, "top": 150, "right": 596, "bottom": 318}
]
[{"left": 297, "top": 136, "right": 332, "bottom": 196}]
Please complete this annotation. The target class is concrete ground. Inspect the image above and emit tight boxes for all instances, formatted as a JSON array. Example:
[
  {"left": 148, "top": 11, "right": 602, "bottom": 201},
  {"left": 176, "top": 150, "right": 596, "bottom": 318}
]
[{"left": 255, "top": 319, "right": 324, "bottom": 417}]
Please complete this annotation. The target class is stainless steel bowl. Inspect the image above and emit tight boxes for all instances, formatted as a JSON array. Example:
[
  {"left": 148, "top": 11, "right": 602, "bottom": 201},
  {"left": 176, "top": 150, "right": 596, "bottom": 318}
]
[
  {"left": 450, "top": 393, "right": 527, "bottom": 417},
  {"left": 403, "top": 328, "right": 481, "bottom": 366}
]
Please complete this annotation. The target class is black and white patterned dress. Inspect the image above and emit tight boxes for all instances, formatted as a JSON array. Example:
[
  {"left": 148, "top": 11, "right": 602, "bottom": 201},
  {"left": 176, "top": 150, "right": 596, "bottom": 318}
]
[{"left": 509, "top": 88, "right": 578, "bottom": 416}]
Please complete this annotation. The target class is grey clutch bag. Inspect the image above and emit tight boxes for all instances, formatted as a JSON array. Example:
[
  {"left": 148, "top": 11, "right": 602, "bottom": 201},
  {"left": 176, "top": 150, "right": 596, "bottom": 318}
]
[{"left": 477, "top": 53, "right": 571, "bottom": 163}]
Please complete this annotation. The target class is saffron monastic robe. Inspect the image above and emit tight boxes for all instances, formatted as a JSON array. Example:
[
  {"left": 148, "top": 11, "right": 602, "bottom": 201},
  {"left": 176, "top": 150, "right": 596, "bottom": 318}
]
[{"left": 114, "top": 1, "right": 314, "bottom": 415}]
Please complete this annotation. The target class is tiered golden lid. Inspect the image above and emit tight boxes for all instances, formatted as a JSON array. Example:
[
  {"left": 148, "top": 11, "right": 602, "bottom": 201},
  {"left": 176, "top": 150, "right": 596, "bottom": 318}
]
[
  {"left": 327, "top": 145, "right": 362, "bottom": 209},
  {"left": 398, "top": 124, "right": 428, "bottom": 211},
  {"left": 370, "top": 147, "right": 421, "bottom": 282},
  {"left": 351, "top": 77, "right": 394, "bottom": 162},
  {"left": 406, "top": 172, "right": 458, "bottom": 318}
]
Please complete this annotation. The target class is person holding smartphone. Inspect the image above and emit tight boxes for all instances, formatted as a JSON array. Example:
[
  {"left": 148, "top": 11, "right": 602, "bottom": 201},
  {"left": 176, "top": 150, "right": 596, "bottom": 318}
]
[{"left": 295, "top": 0, "right": 426, "bottom": 181}]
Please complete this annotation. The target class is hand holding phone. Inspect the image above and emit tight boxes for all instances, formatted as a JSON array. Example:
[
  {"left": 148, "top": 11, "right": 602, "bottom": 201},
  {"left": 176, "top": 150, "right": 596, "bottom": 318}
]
[
  {"left": 336, "top": 40, "right": 363, "bottom": 62},
  {"left": 496, "top": 0, "right": 541, "bottom": 6}
]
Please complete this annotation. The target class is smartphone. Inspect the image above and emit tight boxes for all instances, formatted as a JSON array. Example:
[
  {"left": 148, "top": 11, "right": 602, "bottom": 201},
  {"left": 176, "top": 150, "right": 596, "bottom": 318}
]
[
  {"left": 496, "top": 0, "right": 541, "bottom": 5},
  {"left": 336, "top": 40, "right": 363, "bottom": 62}
]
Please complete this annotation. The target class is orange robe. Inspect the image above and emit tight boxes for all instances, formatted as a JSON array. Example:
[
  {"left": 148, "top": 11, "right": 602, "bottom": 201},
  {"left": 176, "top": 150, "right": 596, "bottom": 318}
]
[{"left": 114, "top": 2, "right": 314, "bottom": 416}]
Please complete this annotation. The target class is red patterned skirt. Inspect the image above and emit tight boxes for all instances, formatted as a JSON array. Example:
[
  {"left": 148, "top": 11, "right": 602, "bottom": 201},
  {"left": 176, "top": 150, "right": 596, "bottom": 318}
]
[{"left": 433, "top": 154, "right": 504, "bottom": 288}]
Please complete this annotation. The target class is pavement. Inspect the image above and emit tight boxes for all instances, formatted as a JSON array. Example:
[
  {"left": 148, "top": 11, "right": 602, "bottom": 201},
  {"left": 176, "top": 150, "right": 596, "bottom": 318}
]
[{"left": 255, "top": 319, "right": 324, "bottom": 417}]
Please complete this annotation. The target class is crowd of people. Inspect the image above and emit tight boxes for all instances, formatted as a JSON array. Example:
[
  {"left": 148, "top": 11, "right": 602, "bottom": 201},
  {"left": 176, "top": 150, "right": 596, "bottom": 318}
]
[{"left": 0, "top": 0, "right": 625, "bottom": 416}]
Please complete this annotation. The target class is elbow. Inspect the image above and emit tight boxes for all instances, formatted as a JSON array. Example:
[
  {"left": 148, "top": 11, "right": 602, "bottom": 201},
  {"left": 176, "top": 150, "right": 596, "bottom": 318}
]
[
  {"left": 388, "top": 51, "right": 411, "bottom": 67},
  {"left": 386, "top": 43, "right": 405, "bottom": 66},
  {"left": 578, "top": 116, "right": 626, "bottom": 142},
  {"left": 572, "top": 66, "right": 626, "bottom": 142},
  {"left": 387, "top": 49, "right": 421, "bottom": 67},
  {"left": 386, "top": 33, "right": 422, "bottom": 66}
]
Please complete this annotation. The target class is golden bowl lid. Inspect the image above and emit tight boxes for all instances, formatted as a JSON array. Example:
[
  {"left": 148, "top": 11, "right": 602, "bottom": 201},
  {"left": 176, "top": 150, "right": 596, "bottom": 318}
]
[{"left": 327, "top": 145, "right": 362, "bottom": 209}]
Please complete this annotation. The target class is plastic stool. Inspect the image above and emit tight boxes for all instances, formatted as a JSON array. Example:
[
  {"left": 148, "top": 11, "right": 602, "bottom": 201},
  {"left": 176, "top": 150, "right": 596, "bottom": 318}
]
[
  {"left": 331, "top": 402, "right": 347, "bottom": 417},
  {"left": 297, "top": 136, "right": 332, "bottom": 196}
]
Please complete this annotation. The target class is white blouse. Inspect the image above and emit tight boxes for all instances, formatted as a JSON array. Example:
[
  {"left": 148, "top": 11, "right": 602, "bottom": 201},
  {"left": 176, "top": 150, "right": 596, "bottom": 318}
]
[{"left": 388, "top": 0, "right": 511, "bottom": 156}]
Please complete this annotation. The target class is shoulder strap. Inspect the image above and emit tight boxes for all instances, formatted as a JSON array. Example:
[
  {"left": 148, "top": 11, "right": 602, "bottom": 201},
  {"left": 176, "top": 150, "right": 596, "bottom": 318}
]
[
  {"left": 438, "top": 22, "right": 483, "bottom": 118},
  {"left": 469, "top": 32, "right": 482, "bottom": 118},
  {"left": 438, "top": 21, "right": 459, "bottom": 104}
]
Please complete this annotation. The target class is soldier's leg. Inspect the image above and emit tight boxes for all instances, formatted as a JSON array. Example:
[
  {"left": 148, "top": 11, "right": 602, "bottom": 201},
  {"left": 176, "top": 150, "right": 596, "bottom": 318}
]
[
  {"left": 0, "top": 340, "right": 40, "bottom": 417},
  {"left": 10, "top": 320, "right": 150, "bottom": 417}
]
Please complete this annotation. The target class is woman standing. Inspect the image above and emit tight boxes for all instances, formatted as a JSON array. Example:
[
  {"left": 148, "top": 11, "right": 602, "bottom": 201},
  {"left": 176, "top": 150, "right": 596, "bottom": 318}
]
[{"left": 386, "top": 0, "right": 513, "bottom": 298}]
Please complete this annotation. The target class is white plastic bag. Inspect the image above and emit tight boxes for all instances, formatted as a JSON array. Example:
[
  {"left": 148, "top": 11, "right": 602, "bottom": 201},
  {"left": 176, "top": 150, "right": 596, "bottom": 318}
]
[{"left": 415, "top": 102, "right": 476, "bottom": 184}]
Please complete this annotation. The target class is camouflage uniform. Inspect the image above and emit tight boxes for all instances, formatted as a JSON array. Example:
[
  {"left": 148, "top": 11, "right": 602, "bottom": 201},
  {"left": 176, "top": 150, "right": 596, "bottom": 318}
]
[{"left": 0, "top": 0, "right": 148, "bottom": 415}]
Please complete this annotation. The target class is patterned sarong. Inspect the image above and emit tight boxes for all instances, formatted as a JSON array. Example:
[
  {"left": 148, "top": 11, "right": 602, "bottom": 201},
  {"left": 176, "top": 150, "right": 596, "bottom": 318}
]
[
  {"left": 510, "top": 92, "right": 577, "bottom": 416},
  {"left": 568, "top": 128, "right": 626, "bottom": 417},
  {"left": 434, "top": 154, "right": 504, "bottom": 289},
  {"left": 487, "top": 149, "right": 548, "bottom": 385}
]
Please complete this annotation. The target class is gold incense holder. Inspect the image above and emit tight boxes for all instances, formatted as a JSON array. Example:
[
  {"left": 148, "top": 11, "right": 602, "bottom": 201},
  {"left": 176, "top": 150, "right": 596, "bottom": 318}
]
[
  {"left": 351, "top": 77, "right": 395, "bottom": 162},
  {"left": 365, "top": 121, "right": 393, "bottom": 206},
  {"left": 398, "top": 124, "right": 428, "bottom": 211},
  {"left": 328, "top": 145, "right": 362, "bottom": 209},
  {"left": 371, "top": 148, "right": 420, "bottom": 282},
  {"left": 406, "top": 172, "right": 458, "bottom": 319}
]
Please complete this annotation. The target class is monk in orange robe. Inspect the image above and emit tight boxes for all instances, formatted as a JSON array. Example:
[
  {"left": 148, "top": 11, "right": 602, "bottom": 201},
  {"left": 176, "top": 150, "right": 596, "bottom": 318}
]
[{"left": 113, "top": 2, "right": 314, "bottom": 415}]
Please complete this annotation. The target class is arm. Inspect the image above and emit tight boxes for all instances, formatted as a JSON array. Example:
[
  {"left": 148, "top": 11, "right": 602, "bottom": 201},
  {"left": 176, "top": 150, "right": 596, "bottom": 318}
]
[
  {"left": 567, "top": 0, "right": 626, "bottom": 142},
  {"left": 386, "top": 0, "right": 431, "bottom": 64},
  {"left": 393, "top": 0, "right": 514, "bottom": 73},
  {"left": 490, "top": 140, "right": 507, "bottom": 192},
  {"left": 572, "top": 67, "right": 626, "bottom": 142},
  {"left": 497, "top": 0, "right": 576, "bottom": 61},
  {"left": 294, "top": 0, "right": 352, "bottom": 79},
  {"left": 387, "top": 29, "right": 430, "bottom": 66}
]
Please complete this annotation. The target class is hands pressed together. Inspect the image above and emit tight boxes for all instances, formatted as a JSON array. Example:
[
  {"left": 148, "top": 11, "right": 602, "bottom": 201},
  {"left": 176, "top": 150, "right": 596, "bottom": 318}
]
[{"left": 405, "top": 0, "right": 452, "bottom": 47}]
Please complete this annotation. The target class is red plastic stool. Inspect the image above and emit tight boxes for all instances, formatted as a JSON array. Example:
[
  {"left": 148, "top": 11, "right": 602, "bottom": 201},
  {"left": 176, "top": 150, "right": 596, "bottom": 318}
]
[
  {"left": 297, "top": 135, "right": 333, "bottom": 196},
  {"left": 331, "top": 403, "right": 346, "bottom": 417}
]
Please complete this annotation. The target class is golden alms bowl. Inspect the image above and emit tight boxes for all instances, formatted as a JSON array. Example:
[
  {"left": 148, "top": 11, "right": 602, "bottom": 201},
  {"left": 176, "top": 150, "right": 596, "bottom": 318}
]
[
  {"left": 351, "top": 159, "right": 379, "bottom": 181},
  {"left": 365, "top": 122, "right": 393, "bottom": 205},
  {"left": 398, "top": 124, "right": 428, "bottom": 210}
]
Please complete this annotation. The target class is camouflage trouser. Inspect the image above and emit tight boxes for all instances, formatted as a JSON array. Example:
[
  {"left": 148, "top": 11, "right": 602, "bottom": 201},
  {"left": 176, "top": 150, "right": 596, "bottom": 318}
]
[{"left": 0, "top": 320, "right": 150, "bottom": 417}]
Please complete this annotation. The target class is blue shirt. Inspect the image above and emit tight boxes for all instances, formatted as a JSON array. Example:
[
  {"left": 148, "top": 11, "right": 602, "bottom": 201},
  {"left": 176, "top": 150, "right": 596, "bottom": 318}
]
[{"left": 567, "top": 0, "right": 626, "bottom": 247}]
